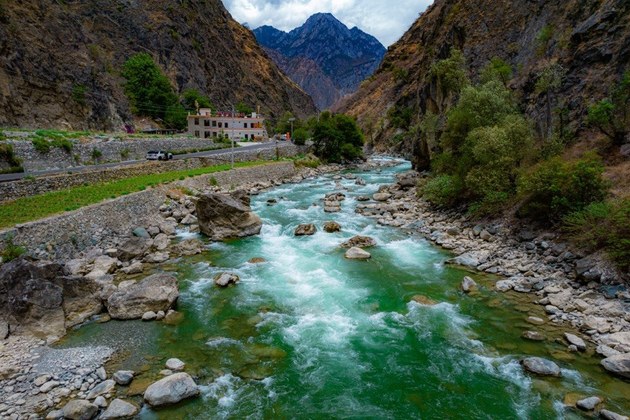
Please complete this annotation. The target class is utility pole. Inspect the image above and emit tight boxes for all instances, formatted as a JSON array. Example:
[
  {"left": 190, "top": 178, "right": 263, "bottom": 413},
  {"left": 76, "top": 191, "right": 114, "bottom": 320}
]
[
  {"left": 288, "top": 117, "right": 295, "bottom": 142},
  {"left": 230, "top": 104, "right": 235, "bottom": 169}
]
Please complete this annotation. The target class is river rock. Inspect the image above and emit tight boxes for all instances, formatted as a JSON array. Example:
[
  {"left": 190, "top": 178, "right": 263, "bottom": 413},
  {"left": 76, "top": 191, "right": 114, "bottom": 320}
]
[
  {"left": 173, "top": 239, "right": 204, "bottom": 256},
  {"left": 106, "top": 273, "right": 179, "bottom": 320},
  {"left": 461, "top": 276, "right": 477, "bottom": 293},
  {"left": 214, "top": 272, "right": 240, "bottom": 287},
  {"left": 196, "top": 191, "right": 262, "bottom": 241},
  {"left": 113, "top": 371, "right": 134, "bottom": 386},
  {"left": 411, "top": 295, "right": 437, "bottom": 305},
  {"left": 86, "top": 379, "right": 115, "bottom": 399},
  {"left": 323, "top": 221, "right": 341, "bottom": 233},
  {"left": 345, "top": 247, "right": 371, "bottom": 260},
  {"left": 152, "top": 234, "right": 170, "bottom": 251},
  {"left": 121, "top": 262, "right": 143, "bottom": 275},
  {"left": 564, "top": 333, "right": 587, "bottom": 351},
  {"left": 373, "top": 192, "right": 391, "bottom": 202},
  {"left": 165, "top": 358, "right": 185, "bottom": 371},
  {"left": 576, "top": 396, "right": 602, "bottom": 411},
  {"left": 94, "top": 396, "right": 107, "bottom": 408},
  {"left": 601, "top": 409, "right": 629, "bottom": 420},
  {"left": 522, "top": 331, "right": 546, "bottom": 341},
  {"left": 163, "top": 310, "right": 184, "bottom": 325},
  {"left": 62, "top": 399, "right": 98, "bottom": 420},
  {"left": 521, "top": 357, "right": 561, "bottom": 377},
  {"left": 142, "top": 311, "right": 157, "bottom": 321},
  {"left": 596, "top": 345, "right": 621, "bottom": 358},
  {"left": 340, "top": 235, "right": 377, "bottom": 249},
  {"left": 357, "top": 196, "right": 370, "bottom": 201},
  {"left": 600, "top": 332, "right": 630, "bottom": 350},
  {"left": 248, "top": 257, "right": 266, "bottom": 264},
  {"left": 143, "top": 252, "right": 169, "bottom": 264},
  {"left": 116, "top": 237, "right": 150, "bottom": 261},
  {"left": 100, "top": 399, "right": 138, "bottom": 419},
  {"left": 0, "top": 258, "right": 103, "bottom": 339},
  {"left": 600, "top": 353, "right": 630, "bottom": 378},
  {"left": 143, "top": 372, "right": 200, "bottom": 407},
  {"left": 526, "top": 316, "right": 545, "bottom": 326},
  {"left": 447, "top": 250, "right": 490, "bottom": 268},
  {"left": 294, "top": 224, "right": 317, "bottom": 236}
]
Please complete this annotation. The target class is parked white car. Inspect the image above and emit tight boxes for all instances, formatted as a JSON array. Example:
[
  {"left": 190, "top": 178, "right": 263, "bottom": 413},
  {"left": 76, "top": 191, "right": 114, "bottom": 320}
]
[{"left": 146, "top": 150, "right": 173, "bottom": 161}]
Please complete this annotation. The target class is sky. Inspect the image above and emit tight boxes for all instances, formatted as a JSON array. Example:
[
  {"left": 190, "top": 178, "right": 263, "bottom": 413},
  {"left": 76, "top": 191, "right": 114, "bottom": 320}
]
[{"left": 222, "top": 0, "right": 434, "bottom": 46}]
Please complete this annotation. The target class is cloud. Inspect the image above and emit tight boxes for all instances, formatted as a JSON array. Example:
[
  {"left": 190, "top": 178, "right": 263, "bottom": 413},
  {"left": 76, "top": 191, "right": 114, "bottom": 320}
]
[{"left": 222, "top": 0, "right": 433, "bottom": 46}]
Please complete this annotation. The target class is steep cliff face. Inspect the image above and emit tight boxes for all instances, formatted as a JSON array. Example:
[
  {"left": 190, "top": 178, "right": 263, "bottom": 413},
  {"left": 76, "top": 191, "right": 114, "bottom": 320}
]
[
  {"left": 254, "top": 13, "right": 386, "bottom": 110},
  {"left": 338, "top": 0, "right": 630, "bottom": 156},
  {"left": 0, "top": 0, "right": 316, "bottom": 131}
]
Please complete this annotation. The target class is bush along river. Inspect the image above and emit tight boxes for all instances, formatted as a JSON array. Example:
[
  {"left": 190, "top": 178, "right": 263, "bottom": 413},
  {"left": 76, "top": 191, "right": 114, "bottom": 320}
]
[{"left": 57, "top": 159, "right": 630, "bottom": 419}]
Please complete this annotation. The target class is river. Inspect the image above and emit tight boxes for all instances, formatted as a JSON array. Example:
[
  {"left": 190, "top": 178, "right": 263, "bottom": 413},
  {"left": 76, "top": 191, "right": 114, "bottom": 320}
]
[{"left": 58, "top": 159, "right": 630, "bottom": 419}]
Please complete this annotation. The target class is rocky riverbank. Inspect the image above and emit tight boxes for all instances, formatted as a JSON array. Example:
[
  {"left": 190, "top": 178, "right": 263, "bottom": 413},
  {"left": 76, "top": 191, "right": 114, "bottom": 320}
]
[
  {"left": 354, "top": 169, "right": 630, "bottom": 381},
  {"left": 0, "top": 160, "right": 346, "bottom": 419}
]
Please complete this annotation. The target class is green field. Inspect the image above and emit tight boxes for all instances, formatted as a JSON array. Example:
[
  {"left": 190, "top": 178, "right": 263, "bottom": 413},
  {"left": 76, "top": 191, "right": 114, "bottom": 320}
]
[{"left": 0, "top": 160, "right": 273, "bottom": 229}]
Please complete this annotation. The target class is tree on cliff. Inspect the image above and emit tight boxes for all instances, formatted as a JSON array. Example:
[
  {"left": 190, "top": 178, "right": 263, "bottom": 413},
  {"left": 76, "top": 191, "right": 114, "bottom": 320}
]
[{"left": 312, "top": 112, "right": 364, "bottom": 163}]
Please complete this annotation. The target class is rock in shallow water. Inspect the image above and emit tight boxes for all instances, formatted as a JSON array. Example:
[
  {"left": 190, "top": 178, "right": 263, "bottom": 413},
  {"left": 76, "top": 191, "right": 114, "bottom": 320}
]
[
  {"left": 600, "top": 353, "right": 630, "bottom": 379},
  {"left": 214, "top": 273, "right": 240, "bottom": 287},
  {"left": 323, "top": 221, "right": 341, "bottom": 233},
  {"left": 100, "top": 399, "right": 138, "bottom": 419},
  {"left": 345, "top": 247, "right": 371, "bottom": 260},
  {"left": 106, "top": 273, "right": 179, "bottom": 320},
  {"left": 165, "top": 358, "right": 185, "bottom": 371},
  {"left": 62, "top": 399, "right": 98, "bottom": 420},
  {"left": 521, "top": 357, "right": 561, "bottom": 377},
  {"left": 564, "top": 333, "right": 587, "bottom": 351},
  {"left": 460, "top": 276, "right": 477, "bottom": 293},
  {"left": 144, "top": 372, "right": 200, "bottom": 407},
  {"left": 576, "top": 396, "right": 602, "bottom": 411},
  {"left": 113, "top": 370, "right": 134, "bottom": 386},
  {"left": 340, "top": 235, "right": 377, "bottom": 249},
  {"left": 294, "top": 223, "right": 317, "bottom": 236}
]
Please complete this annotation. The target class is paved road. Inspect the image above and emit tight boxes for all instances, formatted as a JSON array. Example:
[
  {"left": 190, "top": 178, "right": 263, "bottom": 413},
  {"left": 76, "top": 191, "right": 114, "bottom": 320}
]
[{"left": 0, "top": 142, "right": 283, "bottom": 182}]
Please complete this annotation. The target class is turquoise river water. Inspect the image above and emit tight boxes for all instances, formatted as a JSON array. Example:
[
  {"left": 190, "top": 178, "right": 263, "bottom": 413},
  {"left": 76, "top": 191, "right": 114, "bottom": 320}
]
[{"left": 58, "top": 159, "right": 630, "bottom": 419}]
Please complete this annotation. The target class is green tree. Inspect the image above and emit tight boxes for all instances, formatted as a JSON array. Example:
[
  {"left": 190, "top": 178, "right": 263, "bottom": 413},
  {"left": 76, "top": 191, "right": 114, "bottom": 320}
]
[
  {"left": 312, "top": 114, "right": 364, "bottom": 163},
  {"left": 431, "top": 49, "right": 469, "bottom": 96},
  {"left": 587, "top": 71, "right": 630, "bottom": 145},
  {"left": 292, "top": 127, "right": 309, "bottom": 145},
  {"left": 235, "top": 102, "right": 254, "bottom": 115},
  {"left": 182, "top": 88, "right": 212, "bottom": 112},
  {"left": 122, "top": 53, "right": 179, "bottom": 125},
  {"left": 480, "top": 57, "right": 512, "bottom": 86}
]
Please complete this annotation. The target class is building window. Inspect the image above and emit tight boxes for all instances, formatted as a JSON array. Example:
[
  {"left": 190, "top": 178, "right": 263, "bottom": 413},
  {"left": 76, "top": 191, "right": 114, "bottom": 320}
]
[
  {"left": 244, "top": 134, "right": 249, "bottom": 139},
  {"left": 212, "top": 120, "right": 217, "bottom": 127},
  {"left": 225, "top": 122, "right": 229, "bottom": 128},
  {"left": 194, "top": 118, "right": 199, "bottom": 125},
  {"left": 204, "top": 131, "right": 210, "bottom": 138},
  {"left": 213, "top": 132, "right": 217, "bottom": 137},
  {"left": 194, "top": 130, "right": 200, "bottom": 137},
  {"left": 204, "top": 120, "right": 210, "bottom": 127},
  {"left": 244, "top": 123, "right": 248, "bottom": 128},
  {"left": 218, "top": 122, "right": 223, "bottom": 128}
]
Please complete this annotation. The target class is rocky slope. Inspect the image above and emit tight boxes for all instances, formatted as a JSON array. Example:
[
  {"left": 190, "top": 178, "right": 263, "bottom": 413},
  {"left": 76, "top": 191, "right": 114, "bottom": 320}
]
[
  {"left": 254, "top": 13, "right": 386, "bottom": 110},
  {"left": 337, "top": 0, "right": 630, "bottom": 158},
  {"left": 0, "top": 0, "right": 316, "bottom": 131}
]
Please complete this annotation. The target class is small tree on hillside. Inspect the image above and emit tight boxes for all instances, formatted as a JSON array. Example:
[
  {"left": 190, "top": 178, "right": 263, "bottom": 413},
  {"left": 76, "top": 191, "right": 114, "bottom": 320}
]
[{"left": 587, "top": 71, "right": 630, "bottom": 145}]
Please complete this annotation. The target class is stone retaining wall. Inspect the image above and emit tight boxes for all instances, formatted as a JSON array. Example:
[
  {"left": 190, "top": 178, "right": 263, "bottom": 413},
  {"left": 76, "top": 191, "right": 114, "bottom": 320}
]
[
  {"left": 6, "top": 137, "right": 222, "bottom": 171},
  {"left": 0, "top": 162, "right": 298, "bottom": 259},
  {"left": 0, "top": 144, "right": 304, "bottom": 203}
]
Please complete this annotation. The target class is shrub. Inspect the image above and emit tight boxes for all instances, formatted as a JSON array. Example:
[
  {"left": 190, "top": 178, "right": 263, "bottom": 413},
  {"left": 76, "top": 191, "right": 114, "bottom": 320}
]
[
  {"left": 587, "top": 71, "right": 630, "bottom": 145},
  {"left": 480, "top": 57, "right": 512, "bottom": 86},
  {"left": 431, "top": 49, "right": 469, "bottom": 95},
  {"left": 72, "top": 84, "right": 87, "bottom": 105},
  {"left": 91, "top": 148, "right": 103, "bottom": 161},
  {"left": 518, "top": 153, "right": 609, "bottom": 221},
  {"left": 312, "top": 113, "right": 364, "bottom": 163},
  {"left": 182, "top": 88, "right": 212, "bottom": 111},
  {"left": 563, "top": 199, "right": 630, "bottom": 270},
  {"left": 120, "top": 148, "right": 130, "bottom": 159},
  {"left": 421, "top": 174, "right": 463, "bottom": 207},
  {"left": 292, "top": 127, "right": 308, "bottom": 145},
  {"left": 32, "top": 136, "right": 51, "bottom": 153},
  {"left": 1, "top": 235, "right": 26, "bottom": 263},
  {"left": 0, "top": 143, "right": 22, "bottom": 167},
  {"left": 535, "top": 25, "right": 553, "bottom": 56},
  {"left": 209, "top": 176, "right": 218, "bottom": 186},
  {"left": 294, "top": 154, "right": 321, "bottom": 168},
  {"left": 387, "top": 105, "right": 414, "bottom": 130}
]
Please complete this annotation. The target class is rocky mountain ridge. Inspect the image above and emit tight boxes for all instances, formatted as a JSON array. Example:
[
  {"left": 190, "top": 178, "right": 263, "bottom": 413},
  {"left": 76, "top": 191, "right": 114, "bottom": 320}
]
[
  {"left": 254, "top": 13, "right": 386, "bottom": 110},
  {"left": 0, "top": 0, "right": 316, "bottom": 131},
  {"left": 337, "top": 0, "right": 630, "bottom": 160}
]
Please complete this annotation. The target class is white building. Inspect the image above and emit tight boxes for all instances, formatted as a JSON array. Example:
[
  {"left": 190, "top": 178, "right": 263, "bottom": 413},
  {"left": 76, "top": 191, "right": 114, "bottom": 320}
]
[{"left": 188, "top": 108, "right": 268, "bottom": 141}]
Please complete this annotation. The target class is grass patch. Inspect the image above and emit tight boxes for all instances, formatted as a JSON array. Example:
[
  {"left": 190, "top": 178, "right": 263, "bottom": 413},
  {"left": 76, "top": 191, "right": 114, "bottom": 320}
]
[{"left": 0, "top": 161, "right": 273, "bottom": 229}]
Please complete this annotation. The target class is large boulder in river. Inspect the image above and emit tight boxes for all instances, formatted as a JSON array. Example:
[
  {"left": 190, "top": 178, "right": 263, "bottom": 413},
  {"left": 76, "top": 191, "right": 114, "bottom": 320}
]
[
  {"left": 323, "top": 221, "right": 341, "bottom": 233},
  {"left": 144, "top": 372, "right": 200, "bottom": 407},
  {"left": 117, "top": 237, "right": 151, "bottom": 261},
  {"left": 601, "top": 353, "right": 630, "bottom": 379},
  {"left": 521, "top": 357, "right": 561, "bottom": 377},
  {"left": 345, "top": 247, "right": 371, "bottom": 260},
  {"left": 340, "top": 235, "right": 377, "bottom": 249},
  {"left": 62, "top": 399, "right": 98, "bottom": 420},
  {"left": 196, "top": 191, "right": 262, "bottom": 241},
  {"left": 106, "top": 273, "right": 179, "bottom": 320},
  {"left": 0, "top": 258, "right": 103, "bottom": 339}
]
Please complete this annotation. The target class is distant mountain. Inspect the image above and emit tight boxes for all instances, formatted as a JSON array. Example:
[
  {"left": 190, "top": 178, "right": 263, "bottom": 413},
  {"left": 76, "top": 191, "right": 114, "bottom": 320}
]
[{"left": 254, "top": 13, "right": 386, "bottom": 110}]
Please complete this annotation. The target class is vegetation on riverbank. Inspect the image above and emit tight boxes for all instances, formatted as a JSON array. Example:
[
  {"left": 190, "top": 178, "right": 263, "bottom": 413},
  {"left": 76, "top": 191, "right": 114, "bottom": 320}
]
[
  {"left": 416, "top": 50, "right": 629, "bottom": 269},
  {"left": 0, "top": 161, "right": 272, "bottom": 229}
]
